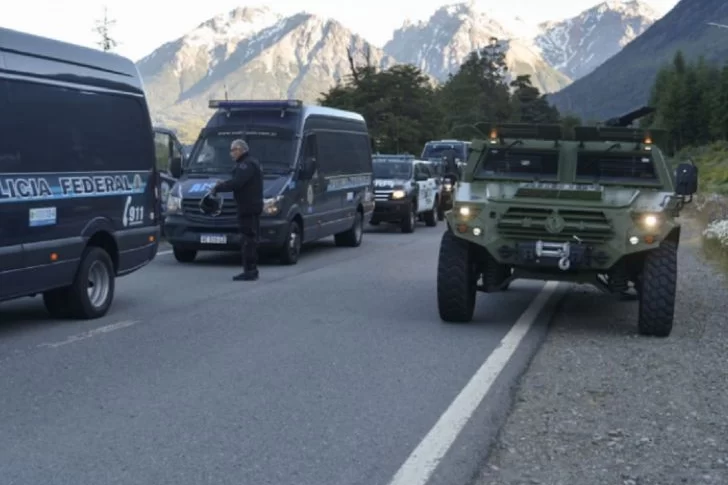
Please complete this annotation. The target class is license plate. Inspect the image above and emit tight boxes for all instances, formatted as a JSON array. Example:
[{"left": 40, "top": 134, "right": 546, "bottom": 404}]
[{"left": 200, "top": 234, "right": 227, "bottom": 244}]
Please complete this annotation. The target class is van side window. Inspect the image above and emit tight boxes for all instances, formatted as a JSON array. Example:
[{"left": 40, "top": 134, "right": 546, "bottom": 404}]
[
  {"left": 349, "top": 134, "right": 373, "bottom": 174},
  {"left": 315, "top": 131, "right": 343, "bottom": 176},
  {"left": 6, "top": 80, "right": 152, "bottom": 172},
  {"left": 0, "top": 80, "right": 21, "bottom": 170},
  {"left": 154, "top": 132, "right": 172, "bottom": 172}
]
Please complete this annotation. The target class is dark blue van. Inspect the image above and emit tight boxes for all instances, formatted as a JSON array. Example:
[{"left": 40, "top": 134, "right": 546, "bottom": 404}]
[
  {"left": 164, "top": 100, "right": 375, "bottom": 265},
  {"left": 0, "top": 27, "right": 163, "bottom": 319}
]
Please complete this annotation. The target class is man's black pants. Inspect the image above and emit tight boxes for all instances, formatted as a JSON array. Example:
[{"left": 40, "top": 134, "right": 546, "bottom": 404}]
[{"left": 238, "top": 214, "right": 260, "bottom": 273}]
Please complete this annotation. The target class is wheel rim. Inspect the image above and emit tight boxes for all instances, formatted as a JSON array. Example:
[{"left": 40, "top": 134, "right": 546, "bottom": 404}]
[
  {"left": 87, "top": 260, "right": 110, "bottom": 309},
  {"left": 289, "top": 225, "right": 301, "bottom": 258}
]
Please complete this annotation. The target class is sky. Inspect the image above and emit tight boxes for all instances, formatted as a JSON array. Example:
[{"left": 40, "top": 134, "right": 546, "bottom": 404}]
[{"left": 1, "top": 0, "right": 680, "bottom": 62}]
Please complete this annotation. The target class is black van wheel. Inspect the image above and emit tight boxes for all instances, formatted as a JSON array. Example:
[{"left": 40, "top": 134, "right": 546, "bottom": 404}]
[
  {"left": 279, "top": 219, "right": 302, "bottom": 265},
  {"left": 401, "top": 203, "right": 416, "bottom": 233},
  {"left": 335, "top": 210, "right": 364, "bottom": 247},
  {"left": 66, "top": 247, "right": 116, "bottom": 320},
  {"left": 173, "top": 246, "right": 197, "bottom": 263}
]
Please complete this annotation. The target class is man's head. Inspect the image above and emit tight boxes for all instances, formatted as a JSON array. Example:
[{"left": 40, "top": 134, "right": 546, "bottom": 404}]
[{"left": 229, "top": 139, "right": 249, "bottom": 161}]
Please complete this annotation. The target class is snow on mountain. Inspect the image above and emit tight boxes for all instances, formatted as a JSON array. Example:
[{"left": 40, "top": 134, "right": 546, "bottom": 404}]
[
  {"left": 535, "top": 0, "right": 661, "bottom": 81},
  {"left": 383, "top": 3, "right": 571, "bottom": 95},
  {"left": 137, "top": 7, "right": 398, "bottom": 128}
]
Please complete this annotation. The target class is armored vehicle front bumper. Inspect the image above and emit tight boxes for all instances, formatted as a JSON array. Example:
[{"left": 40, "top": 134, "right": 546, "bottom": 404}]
[{"left": 447, "top": 204, "right": 675, "bottom": 272}]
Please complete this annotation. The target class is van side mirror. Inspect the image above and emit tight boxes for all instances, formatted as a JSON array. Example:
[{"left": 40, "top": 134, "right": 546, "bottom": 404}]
[
  {"left": 170, "top": 157, "right": 183, "bottom": 178},
  {"left": 675, "top": 161, "right": 698, "bottom": 196}
]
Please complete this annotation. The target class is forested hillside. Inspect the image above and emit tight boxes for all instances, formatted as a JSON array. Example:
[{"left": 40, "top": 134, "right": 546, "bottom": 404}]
[
  {"left": 550, "top": 0, "right": 728, "bottom": 121},
  {"left": 644, "top": 51, "right": 728, "bottom": 194}
]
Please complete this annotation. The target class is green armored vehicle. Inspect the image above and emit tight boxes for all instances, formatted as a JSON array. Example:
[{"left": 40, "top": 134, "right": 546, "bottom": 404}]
[{"left": 436, "top": 111, "right": 699, "bottom": 337}]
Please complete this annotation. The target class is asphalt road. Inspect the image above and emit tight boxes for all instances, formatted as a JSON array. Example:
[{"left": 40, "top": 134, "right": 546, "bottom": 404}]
[{"left": 0, "top": 222, "right": 564, "bottom": 485}]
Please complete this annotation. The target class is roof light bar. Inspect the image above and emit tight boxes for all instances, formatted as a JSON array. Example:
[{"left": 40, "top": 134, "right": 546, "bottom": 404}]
[{"left": 208, "top": 99, "right": 303, "bottom": 110}]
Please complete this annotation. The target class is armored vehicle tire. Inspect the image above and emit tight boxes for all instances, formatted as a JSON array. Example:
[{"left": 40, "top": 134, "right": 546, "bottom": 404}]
[
  {"left": 637, "top": 240, "right": 678, "bottom": 337},
  {"left": 44, "top": 247, "right": 116, "bottom": 320},
  {"left": 335, "top": 210, "right": 364, "bottom": 247},
  {"left": 401, "top": 203, "right": 416, "bottom": 233},
  {"left": 279, "top": 219, "right": 302, "bottom": 265},
  {"left": 424, "top": 199, "right": 438, "bottom": 227},
  {"left": 437, "top": 230, "right": 477, "bottom": 323},
  {"left": 173, "top": 246, "right": 197, "bottom": 263}
]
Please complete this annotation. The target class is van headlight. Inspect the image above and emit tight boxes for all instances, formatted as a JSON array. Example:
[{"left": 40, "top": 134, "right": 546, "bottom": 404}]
[
  {"left": 263, "top": 195, "right": 284, "bottom": 216},
  {"left": 391, "top": 190, "right": 406, "bottom": 200},
  {"left": 166, "top": 184, "right": 183, "bottom": 214}
]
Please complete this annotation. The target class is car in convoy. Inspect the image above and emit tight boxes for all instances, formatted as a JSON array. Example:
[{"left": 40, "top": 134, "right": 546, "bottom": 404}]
[
  {"left": 437, "top": 113, "right": 698, "bottom": 338},
  {"left": 421, "top": 158, "right": 453, "bottom": 220},
  {"left": 0, "top": 27, "right": 164, "bottom": 319},
  {"left": 164, "top": 99, "right": 375, "bottom": 265},
  {"left": 370, "top": 155, "right": 441, "bottom": 232},
  {"left": 421, "top": 139, "right": 471, "bottom": 176}
]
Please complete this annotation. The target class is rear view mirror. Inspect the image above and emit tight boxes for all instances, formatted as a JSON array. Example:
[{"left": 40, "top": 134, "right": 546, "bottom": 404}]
[
  {"left": 675, "top": 161, "right": 698, "bottom": 196},
  {"left": 170, "top": 157, "right": 182, "bottom": 179}
]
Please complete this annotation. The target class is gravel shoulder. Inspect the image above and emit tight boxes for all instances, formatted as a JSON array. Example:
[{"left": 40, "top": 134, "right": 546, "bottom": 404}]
[{"left": 476, "top": 218, "right": 728, "bottom": 485}]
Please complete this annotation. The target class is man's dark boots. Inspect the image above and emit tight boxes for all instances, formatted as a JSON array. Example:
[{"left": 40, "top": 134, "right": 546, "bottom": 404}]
[{"left": 233, "top": 268, "right": 259, "bottom": 281}]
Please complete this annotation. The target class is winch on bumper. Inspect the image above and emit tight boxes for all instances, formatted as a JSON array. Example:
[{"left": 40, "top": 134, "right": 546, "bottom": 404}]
[{"left": 506, "top": 239, "right": 601, "bottom": 271}]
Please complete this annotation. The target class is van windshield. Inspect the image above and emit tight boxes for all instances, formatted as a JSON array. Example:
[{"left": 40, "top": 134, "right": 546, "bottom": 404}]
[
  {"left": 187, "top": 127, "right": 296, "bottom": 174},
  {"left": 422, "top": 143, "right": 466, "bottom": 161},
  {"left": 373, "top": 161, "right": 412, "bottom": 179}
]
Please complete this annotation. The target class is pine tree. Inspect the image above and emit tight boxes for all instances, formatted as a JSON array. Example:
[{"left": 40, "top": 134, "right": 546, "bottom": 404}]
[{"left": 93, "top": 6, "right": 118, "bottom": 52}]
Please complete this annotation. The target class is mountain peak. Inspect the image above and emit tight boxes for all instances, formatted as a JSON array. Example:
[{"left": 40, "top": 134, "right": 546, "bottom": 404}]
[
  {"left": 596, "top": 0, "right": 660, "bottom": 19},
  {"left": 535, "top": 0, "right": 659, "bottom": 81},
  {"left": 186, "top": 6, "right": 283, "bottom": 49}
]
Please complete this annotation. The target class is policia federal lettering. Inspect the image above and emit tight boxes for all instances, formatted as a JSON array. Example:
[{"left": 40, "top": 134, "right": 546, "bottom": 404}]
[{"left": 0, "top": 172, "right": 148, "bottom": 203}]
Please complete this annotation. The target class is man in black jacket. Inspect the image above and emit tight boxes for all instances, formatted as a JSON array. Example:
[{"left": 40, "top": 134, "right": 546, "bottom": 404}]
[{"left": 211, "top": 139, "right": 264, "bottom": 281}]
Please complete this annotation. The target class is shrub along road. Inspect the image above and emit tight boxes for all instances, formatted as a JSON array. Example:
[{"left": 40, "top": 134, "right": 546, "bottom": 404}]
[{"left": 0, "top": 223, "right": 565, "bottom": 485}]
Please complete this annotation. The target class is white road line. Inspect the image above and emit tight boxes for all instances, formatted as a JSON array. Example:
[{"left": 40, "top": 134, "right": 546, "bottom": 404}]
[
  {"left": 38, "top": 320, "right": 140, "bottom": 349},
  {"left": 386, "top": 281, "right": 560, "bottom": 485},
  {"left": 157, "top": 249, "right": 173, "bottom": 256}
]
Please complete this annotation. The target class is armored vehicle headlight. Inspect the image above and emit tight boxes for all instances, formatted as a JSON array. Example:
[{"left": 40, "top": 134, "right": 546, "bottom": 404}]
[
  {"left": 391, "top": 190, "right": 406, "bottom": 200},
  {"left": 458, "top": 206, "right": 471, "bottom": 216},
  {"left": 642, "top": 214, "right": 659, "bottom": 228}
]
